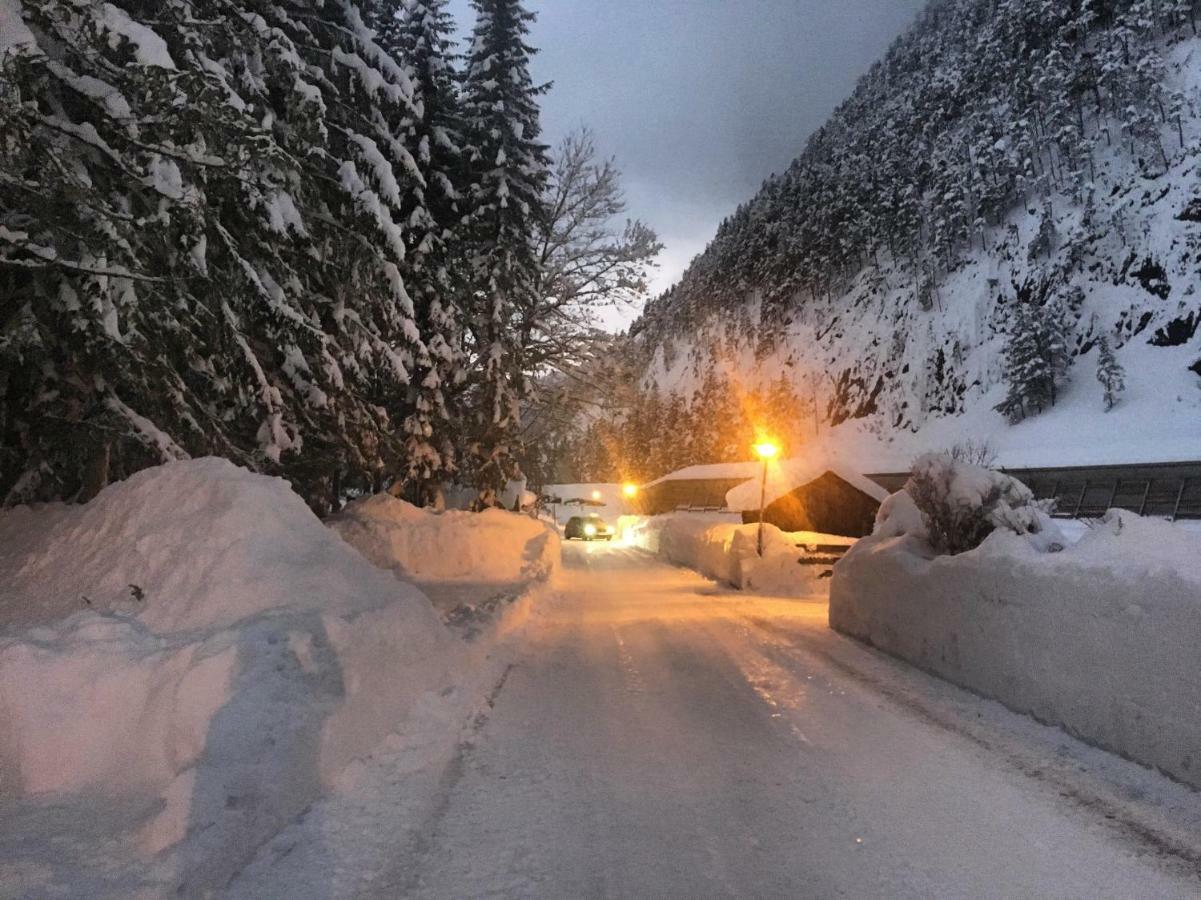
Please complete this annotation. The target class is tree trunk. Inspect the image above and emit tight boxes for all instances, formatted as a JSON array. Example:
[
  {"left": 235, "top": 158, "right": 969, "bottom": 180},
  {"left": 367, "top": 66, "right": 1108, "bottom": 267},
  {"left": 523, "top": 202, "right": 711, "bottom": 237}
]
[{"left": 80, "top": 441, "right": 111, "bottom": 503}]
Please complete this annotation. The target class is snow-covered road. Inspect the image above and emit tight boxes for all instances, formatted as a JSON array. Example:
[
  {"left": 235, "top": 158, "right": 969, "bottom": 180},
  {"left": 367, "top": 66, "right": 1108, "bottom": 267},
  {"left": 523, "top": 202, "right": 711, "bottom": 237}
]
[
  {"left": 244, "top": 542, "right": 1201, "bottom": 898},
  {"left": 375, "top": 543, "right": 1201, "bottom": 898}
]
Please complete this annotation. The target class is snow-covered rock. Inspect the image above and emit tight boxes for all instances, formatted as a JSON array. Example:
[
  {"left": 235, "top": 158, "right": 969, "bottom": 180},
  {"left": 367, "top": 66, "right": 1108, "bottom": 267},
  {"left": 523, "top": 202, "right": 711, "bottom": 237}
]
[
  {"left": 830, "top": 508, "right": 1201, "bottom": 789},
  {"left": 0, "top": 460, "right": 465, "bottom": 893},
  {"left": 331, "top": 493, "right": 560, "bottom": 585}
]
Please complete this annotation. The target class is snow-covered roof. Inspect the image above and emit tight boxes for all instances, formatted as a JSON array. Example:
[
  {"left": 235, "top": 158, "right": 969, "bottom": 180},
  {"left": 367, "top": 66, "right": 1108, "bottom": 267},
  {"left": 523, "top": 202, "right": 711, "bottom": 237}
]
[
  {"left": 646, "top": 461, "right": 764, "bottom": 487},
  {"left": 645, "top": 457, "right": 891, "bottom": 512},
  {"left": 722, "top": 457, "right": 892, "bottom": 513}
]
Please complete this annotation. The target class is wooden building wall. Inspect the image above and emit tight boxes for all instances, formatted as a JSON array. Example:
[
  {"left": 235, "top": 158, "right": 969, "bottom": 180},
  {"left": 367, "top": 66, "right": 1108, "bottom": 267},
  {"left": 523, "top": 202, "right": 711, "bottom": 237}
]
[
  {"left": 637, "top": 478, "right": 752, "bottom": 516},
  {"left": 741, "top": 471, "right": 880, "bottom": 538}
]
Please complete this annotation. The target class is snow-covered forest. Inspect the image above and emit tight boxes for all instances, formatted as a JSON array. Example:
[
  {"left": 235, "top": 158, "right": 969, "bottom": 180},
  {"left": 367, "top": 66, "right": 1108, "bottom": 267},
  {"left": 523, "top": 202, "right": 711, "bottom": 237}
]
[
  {"left": 0, "top": 0, "right": 658, "bottom": 509},
  {"left": 565, "top": 0, "right": 1201, "bottom": 482}
]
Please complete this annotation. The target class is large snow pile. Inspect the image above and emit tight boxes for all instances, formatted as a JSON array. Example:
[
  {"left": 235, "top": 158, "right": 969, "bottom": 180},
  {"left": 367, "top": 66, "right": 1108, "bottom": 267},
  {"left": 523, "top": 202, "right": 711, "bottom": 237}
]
[
  {"left": 331, "top": 493, "right": 560, "bottom": 585},
  {"left": 0, "top": 459, "right": 464, "bottom": 894},
  {"left": 0, "top": 458, "right": 426, "bottom": 633},
  {"left": 622, "top": 513, "right": 849, "bottom": 598},
  {"left": 831, "top": 496, "right": 1201, "bottom": 790}
]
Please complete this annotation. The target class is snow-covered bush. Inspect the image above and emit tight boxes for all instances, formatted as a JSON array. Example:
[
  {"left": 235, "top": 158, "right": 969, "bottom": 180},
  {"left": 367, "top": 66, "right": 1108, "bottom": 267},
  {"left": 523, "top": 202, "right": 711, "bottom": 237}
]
[{"left": 905, "top": 453, "right": 1058, "bottom": 555}]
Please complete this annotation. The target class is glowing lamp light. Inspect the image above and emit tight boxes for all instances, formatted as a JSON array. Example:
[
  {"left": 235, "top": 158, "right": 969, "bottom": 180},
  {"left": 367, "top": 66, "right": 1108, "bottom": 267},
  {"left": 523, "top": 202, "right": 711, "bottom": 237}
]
[
  {"left": 623, "top": 483, "right": 639, "bottom": 498},
  {"left": 753, "top": 441, "right": 780, "bottom": 460},
  {"left": 591, "top": 490, "right": 602, "bottom": 501}
]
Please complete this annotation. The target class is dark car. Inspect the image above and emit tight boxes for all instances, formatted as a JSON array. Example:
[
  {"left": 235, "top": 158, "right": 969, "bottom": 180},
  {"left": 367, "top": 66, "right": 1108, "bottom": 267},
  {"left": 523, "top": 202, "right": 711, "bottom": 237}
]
[{"left": 565, "top": 514, "right": 615, "bottom": 541}]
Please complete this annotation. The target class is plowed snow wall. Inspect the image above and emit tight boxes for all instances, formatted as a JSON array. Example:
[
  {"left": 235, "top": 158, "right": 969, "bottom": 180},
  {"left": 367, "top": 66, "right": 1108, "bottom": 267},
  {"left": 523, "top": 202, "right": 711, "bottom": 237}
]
[{"left": 830, "top": 540, "right": 1201, "bottom": 790}]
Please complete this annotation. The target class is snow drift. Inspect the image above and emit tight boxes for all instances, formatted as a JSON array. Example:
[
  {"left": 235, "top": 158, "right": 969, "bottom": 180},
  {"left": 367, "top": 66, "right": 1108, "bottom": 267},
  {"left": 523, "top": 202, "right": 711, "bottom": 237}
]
[
  {"left": 831, "top": 498, "right": 1201, "bottom": 790},
  {"left": 622, "top": 513, "right": 849, "bottom": 597},
  {"left": 0, "top": 459, "right": 464, "bottom": 891},
  {"left": 331, "top": 492, "right": 560, "bottom": 585}
]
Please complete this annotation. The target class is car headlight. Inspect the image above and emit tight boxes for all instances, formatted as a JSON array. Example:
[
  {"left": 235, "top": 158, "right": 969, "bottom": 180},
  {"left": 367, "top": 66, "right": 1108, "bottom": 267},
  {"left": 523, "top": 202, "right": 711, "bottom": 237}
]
[{"left": 584, "top": 524, "right": 597, "bottom": 536}]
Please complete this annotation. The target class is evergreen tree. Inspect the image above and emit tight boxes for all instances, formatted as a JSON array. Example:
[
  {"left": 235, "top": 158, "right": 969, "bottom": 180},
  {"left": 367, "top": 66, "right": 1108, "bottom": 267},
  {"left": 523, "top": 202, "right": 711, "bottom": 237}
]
[
  {"left": 0, "top": 0, "right": 428, "bottom": 510},
  {"left": 996, "top": 303, "right": 1048, "bottom": 423},
  {"left": 1095, "top": 335, "right": 1126, "bottom": 410},
  {"left": 995, "top": 282, "right": 1075, "bottom": 423},
  {"left": 459, "top": 0, "right": 550, "bottom": 494},
  {"left": 370, "top": 0, "right": 469, "bottom": 502}
]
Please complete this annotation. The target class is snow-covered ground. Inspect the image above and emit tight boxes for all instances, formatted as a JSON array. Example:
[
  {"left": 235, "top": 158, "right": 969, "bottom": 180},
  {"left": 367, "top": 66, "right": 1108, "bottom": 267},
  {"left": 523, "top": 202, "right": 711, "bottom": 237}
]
[
  {"left": 227, "top": 543, "right": 1201, "bottom": 897},
  {"left": 0, "top": 460, "right": 556, "bottom": 897}
]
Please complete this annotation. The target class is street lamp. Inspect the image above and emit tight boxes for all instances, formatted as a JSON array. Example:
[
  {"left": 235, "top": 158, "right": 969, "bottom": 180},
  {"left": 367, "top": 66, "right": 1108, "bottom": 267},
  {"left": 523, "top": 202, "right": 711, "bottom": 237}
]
[
  {"left": 622, "top": 483, "right": 638, "bottom": 499},
  {"left": 753, "top": 441, "right": 779, "bottom": 556},
  {"left": 591, "top": 489, "right": 602, "bottom": 501}
]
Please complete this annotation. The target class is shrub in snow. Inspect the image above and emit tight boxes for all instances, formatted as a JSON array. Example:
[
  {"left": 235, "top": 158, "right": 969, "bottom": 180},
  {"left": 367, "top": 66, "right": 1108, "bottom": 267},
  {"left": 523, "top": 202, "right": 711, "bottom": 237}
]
[{"left": 905, "top": 453, "right": 1059, "bottom": 555}]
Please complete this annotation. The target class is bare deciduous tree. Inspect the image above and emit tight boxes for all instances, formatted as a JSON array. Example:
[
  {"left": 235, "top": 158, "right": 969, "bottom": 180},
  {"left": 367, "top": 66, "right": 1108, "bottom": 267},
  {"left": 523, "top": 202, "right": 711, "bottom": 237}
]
[{"left": 522, "top": 128, "right": 662, "bottom": 373}]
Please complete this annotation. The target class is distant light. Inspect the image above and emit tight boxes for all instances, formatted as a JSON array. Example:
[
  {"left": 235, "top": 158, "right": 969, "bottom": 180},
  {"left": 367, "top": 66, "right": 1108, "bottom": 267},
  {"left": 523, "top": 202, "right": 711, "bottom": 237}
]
[
  {"left": 753, "top": 441, "right": 780, "bottom": 460},
  {"left": 591, "top": 490, "right": 602, "bottom": 501},
  {"left": 623, "top": 483, "right": 638, "bottom": 498},
  {"left": 584, "top": 523, "right": 597, "bottom": 536}
]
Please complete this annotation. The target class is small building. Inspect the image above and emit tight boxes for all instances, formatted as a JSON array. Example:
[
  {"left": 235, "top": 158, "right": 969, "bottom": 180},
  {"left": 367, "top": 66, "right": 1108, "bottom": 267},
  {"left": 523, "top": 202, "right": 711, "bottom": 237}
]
[
  {"left": 636, "top": 463, "right": 764, "bottom": 516},
  {"left": 641, "top": 459, "right": 891, "bottom": 539}
]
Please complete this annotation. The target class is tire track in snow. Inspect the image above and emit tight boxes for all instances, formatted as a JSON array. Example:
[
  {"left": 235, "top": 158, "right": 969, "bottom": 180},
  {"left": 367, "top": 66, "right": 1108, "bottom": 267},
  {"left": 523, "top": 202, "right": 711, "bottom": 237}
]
[{"left": 369, "top": 661, "right": 518, "bottom": 897}]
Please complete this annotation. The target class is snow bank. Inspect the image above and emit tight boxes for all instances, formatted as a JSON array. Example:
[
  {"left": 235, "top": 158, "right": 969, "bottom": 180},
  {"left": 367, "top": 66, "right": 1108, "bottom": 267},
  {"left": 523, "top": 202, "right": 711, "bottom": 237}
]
[
  {"left": 331, "top": 493, "right": 560, "bottom": 584},
  {"left": 0, "top": 457, "right": 406, "bottom": 633},
  {"left": 831, "top": 504, "right": 1201, "bottom": 789},
  {"left": 622, "top": 513, "right": 847, "bottom": 598},
  {"left": 0, "top": 460, "right": 464, "bottom": 890}
]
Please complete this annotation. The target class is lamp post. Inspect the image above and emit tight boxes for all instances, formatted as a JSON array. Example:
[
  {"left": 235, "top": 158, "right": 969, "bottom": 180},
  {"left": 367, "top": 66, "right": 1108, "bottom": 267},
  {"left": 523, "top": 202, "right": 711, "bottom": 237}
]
[
  {"left": 752, "top": 441, "right": 779, "bottom": 557},
  {"left": 622, "top": 483, "right": 638, "bottom": 513}
]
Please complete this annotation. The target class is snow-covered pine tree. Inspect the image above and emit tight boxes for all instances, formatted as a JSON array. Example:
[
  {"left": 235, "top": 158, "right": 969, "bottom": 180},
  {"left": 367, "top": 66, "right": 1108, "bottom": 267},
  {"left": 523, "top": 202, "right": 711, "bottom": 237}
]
[
  {"left": 1095, "top": 335, "right": 1127, "bottom": 410},
  {"left": 994, "top": 281, "right": 1075, "bottom": 423},
  {"left": 0, "top": 0, "right": 428, "bottom": 510},
  {"left": 996, "top": 302, "right": 1046, "bottom": 423},
  {"left": 368, "top": 0, "right": 469, "bottom": 503},
  {"left": 459, "top": 0, "right": 550, "bottom": 494}
]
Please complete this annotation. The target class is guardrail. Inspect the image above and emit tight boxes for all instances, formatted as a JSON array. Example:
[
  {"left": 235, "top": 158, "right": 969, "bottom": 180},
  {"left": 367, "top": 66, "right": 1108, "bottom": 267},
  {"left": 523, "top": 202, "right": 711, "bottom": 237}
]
[{"left": 868, "top": 461, "right": 1201, "bottom": 521}]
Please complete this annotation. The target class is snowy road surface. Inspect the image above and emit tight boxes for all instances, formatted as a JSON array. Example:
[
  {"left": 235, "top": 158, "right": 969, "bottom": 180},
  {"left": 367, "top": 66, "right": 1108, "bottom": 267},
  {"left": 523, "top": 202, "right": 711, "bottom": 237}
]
[{"left": 239, "top": 542, "right": 1201, "bottom": 899}]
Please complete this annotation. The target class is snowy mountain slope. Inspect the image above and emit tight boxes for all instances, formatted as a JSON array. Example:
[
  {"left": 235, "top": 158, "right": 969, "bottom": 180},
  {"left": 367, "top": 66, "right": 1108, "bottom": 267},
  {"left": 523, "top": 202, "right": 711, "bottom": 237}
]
[{"left": 629, "top": 1, "right": 1201, "bottom": 469}]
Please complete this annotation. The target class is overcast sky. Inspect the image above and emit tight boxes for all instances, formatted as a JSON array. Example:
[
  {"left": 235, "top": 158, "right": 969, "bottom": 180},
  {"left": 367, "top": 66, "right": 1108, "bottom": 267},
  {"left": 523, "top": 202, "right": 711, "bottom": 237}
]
[{"left": 446, "top": 0, "right": 928, "bottom": 328}]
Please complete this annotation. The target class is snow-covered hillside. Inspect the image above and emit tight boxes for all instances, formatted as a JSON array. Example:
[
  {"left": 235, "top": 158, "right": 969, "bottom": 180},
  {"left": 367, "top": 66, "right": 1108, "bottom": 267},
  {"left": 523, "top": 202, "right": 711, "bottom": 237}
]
[{"left": 630, "top": 2, "right": 1201, "bottom": 469}]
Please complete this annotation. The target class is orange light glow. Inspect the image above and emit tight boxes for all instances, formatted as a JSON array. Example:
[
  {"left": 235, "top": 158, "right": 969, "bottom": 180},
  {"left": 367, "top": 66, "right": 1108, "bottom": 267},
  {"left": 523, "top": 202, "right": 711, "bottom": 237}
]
[
  {"left": 591, "top": 490, "right": 603, "bottom": 501},
  {"left": 753, "top": 441, "right": 780, "bottom": 460},
  {"left": 623, "top": 483, "right": 639, "bottom": 498}
]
